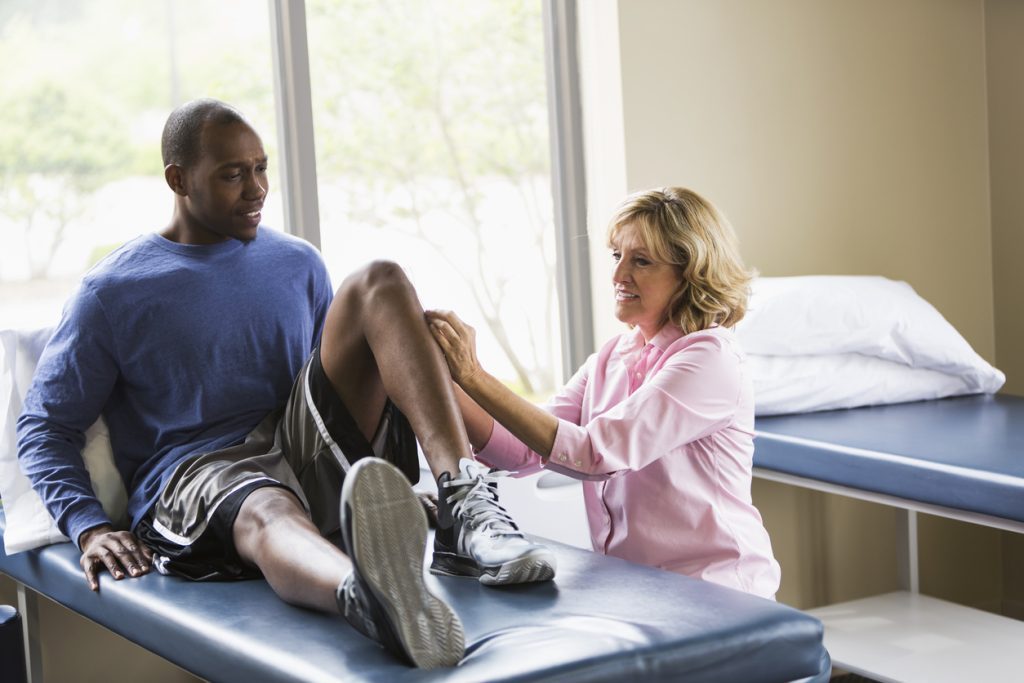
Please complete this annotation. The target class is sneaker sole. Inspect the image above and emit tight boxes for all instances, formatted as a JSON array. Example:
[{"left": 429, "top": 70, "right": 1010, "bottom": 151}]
[
  {"left": 343, "top": 459, "right": 465, "bottom": 668},
  {"left": 480, "top": 551, "right": 557, "bottom": 586},
  {"left": 431, "top": 548, "right": 557, "bottom": 586}
]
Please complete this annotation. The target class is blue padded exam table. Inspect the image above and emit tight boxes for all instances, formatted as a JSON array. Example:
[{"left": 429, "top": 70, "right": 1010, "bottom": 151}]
[
  {"left": 0, "top": 512, "right": 829, "bottom": 683},
  {"left": 753, "top": 393, "right": 1024, "bottom": 682}
]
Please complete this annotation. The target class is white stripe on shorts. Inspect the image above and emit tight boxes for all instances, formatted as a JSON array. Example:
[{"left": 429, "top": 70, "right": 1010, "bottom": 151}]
[
  {"left": 151, "top": 476, "right": 279, "bottom": 546},
  {"left": 303, "top": 359, "right": 353, "bottom": 472}
]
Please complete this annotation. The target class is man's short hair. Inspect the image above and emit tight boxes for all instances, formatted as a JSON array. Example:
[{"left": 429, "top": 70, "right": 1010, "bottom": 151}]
[{"left": 161, "top": 98, "right": 248, "bottom": 168}]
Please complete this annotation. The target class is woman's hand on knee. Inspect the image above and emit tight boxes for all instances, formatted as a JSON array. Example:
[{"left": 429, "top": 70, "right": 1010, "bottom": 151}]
[{"left": 425, "top": 310, "right": 482, "bottom": 387}]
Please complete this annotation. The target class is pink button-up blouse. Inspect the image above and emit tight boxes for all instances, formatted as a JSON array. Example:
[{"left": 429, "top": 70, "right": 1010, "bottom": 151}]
[{"left": 476, "top": 324, "right": 781, "bottom": 599}]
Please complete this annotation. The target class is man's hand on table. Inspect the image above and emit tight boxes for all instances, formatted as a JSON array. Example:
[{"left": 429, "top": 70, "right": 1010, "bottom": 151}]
[{"left": 78, "top": 524, "right": 154, "bottom": 591}]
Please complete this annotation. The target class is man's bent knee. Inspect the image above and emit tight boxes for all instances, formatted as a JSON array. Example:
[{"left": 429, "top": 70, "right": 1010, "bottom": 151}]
[{"left": 340, "top": 260, "right": 413, "bottom": 302}]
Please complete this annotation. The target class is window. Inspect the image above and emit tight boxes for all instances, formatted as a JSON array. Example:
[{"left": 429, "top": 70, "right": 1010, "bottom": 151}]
[
  {"left": 0, "top": 0, "right": 280, "bottom": 328},
  {"left": 1, "top": 0, "right": 582, "bottom": 398},
  {"left": 306, "top": 0, "right": 563, "bottom": 398}
]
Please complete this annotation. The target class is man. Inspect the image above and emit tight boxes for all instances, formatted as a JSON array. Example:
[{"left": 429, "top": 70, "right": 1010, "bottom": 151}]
[{"left": 16, "top": 99, "right": 555, "bottom": 668}]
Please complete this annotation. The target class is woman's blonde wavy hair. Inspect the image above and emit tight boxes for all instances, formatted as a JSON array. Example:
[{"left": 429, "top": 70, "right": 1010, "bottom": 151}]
[{"left": 607, "top": 187, "right": 754, "bottom": 334}]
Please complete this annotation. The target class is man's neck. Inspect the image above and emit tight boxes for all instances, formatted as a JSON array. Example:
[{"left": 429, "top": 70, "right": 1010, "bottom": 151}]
[{"left": 161, "top": 210, "right": 231, "bottom": 246}]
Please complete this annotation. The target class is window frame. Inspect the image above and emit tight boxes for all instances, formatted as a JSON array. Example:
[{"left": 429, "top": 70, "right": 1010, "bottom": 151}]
[{"left": 267, "top": 0, "right": 592, "bottom": 378}]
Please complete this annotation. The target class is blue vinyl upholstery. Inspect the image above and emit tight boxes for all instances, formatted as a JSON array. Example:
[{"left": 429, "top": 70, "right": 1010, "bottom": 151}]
[
  {"left": 754, "top": 394, "right": 1024, "bottom": 524},
  {"left": 0, "top": 512, "right": 829, "bottom": 683}
]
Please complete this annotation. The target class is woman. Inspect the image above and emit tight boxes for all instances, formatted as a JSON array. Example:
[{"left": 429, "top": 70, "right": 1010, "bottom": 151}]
[{"left": 426, "top": 187, "right": 780, "bottom": 599}]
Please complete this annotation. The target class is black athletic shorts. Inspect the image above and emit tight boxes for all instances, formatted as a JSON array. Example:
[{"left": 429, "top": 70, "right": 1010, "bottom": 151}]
[{"left": 134, "top": 347, "right": 419, "bottom": 581}]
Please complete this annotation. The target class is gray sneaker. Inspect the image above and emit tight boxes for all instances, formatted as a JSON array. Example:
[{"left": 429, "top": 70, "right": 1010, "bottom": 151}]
[
  {"left": 431, "top": 459, "right": 557, "bottom": 586},
  {"left": 338, "top": 457, "right": 465, "bottom": 668}
]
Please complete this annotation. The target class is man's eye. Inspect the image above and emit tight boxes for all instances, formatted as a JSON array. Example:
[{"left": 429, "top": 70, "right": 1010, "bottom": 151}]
[{"left": 256, "top": 165, "right": 268, "bottom": 173}]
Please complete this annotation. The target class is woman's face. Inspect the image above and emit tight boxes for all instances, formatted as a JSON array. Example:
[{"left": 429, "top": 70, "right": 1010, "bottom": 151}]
[{"left": 610, "top": 222, "right": 683, "bottom": 340}]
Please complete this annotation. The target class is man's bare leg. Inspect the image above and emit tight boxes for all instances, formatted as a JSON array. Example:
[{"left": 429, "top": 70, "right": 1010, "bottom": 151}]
[
  {"left": 319, "top": 260, "right": 468, "bottom": 477},
  {"left": 315, "top": 260, "right": 555, "bottom": 587},
  {"left": 232, "top": 464, "right": 463, "bottom": 668},
  {"left": 232, "top": 258, "right": 462, "bottom": 607},
  {"left": 232, "top": 487, "right": 348, "bottom": 613}
]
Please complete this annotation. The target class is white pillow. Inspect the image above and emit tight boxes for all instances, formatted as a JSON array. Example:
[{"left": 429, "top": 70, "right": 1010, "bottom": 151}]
[
  {"left": 749, "top": 353, "right": 988, "bottom": 416},
  {"left": 0, "top": 328, "right": 127, "bottom": 554},
  {"left": 737, "top": 276, "right": 1005, "bottom": 415}
]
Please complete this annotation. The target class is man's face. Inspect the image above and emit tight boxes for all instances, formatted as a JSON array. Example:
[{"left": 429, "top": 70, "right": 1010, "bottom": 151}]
[{"left": 179, "top": 120, "right": 268, "bottom": 244}]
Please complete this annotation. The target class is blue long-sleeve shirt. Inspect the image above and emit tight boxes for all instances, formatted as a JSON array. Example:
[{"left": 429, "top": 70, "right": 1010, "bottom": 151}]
[{"left": 16, "top": 228, "right": 333, "bottom": 546}]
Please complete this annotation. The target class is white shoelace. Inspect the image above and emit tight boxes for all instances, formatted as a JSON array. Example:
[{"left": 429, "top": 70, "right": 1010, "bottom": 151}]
[{"left": 442, "top": 469, "right": 522, "bottom": 539}]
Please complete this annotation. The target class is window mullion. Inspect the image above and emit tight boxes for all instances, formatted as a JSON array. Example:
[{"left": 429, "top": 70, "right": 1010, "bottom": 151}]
[
  {"left": 543, "top": 0, "right": 593, "bottom": 379},
  {"left": 268, "top": 0, "right": 321, "bottom": 247}
]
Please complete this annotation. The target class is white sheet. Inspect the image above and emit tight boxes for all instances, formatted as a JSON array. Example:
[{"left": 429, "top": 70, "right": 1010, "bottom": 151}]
[{"left": 738, "top": 276, "right": 1005, "bottom": 415}]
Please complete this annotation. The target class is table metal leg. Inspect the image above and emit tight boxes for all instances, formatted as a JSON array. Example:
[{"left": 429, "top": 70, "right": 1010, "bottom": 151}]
[
  {"left": 16, "top": 584, "right": 41, "bottom": 683},
  {"left": 895, "top": 508, "right": 919, "bottom": 594}
]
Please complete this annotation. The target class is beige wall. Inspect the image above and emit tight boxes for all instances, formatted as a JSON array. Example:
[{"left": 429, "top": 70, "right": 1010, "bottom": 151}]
[
  {"left": 616, "top": 0, "right": 995, "bottom": 357},
  {"left": 987, "top": 0, "right": 1024, "bottom": 394},
  {"left": 580, "top": 0, "right": 1012, "bottom": 611},
  {"left": 0, "top": 574, "right": 197, "bottom": 683}
]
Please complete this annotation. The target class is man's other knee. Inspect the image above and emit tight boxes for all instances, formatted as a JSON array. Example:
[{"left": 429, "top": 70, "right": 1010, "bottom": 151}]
[{"left": 234, "top": 486, "right": 308, "bottom": 542}]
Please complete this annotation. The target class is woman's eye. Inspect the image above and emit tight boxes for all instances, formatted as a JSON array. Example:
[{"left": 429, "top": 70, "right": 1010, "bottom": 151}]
[
  {"left": 635, "top": 258, "right": 650, "bottom": 266},
  {"left": 611, "top": 251, "right": 622, "bottom": 262}
]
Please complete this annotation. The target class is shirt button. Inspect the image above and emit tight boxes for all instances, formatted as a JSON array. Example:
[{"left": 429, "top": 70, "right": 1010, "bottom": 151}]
[
  {"left": 558, "top": 453, "right": 568, "bottom": 462},
  {"left": 573, "top": 459, "right": 583, "bottom": 467}
]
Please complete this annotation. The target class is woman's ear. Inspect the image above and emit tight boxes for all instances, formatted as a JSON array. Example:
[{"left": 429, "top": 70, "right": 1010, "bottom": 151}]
[{"left": 164, "top": 164, "right": 187, "bottom": 196}]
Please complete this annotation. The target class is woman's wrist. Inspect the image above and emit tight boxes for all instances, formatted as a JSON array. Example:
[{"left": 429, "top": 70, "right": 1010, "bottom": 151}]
[{"left": 457, "top": 365, "right": 487, "bottom": 396}]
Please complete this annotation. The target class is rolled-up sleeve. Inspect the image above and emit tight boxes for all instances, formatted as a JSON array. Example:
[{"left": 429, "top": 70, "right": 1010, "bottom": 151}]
[
  {"left": 474, "top": 419, "right": 541, "bottom": 475},
  {"left": 544, "top": 337, "right": 741, "bottom": 480}
]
